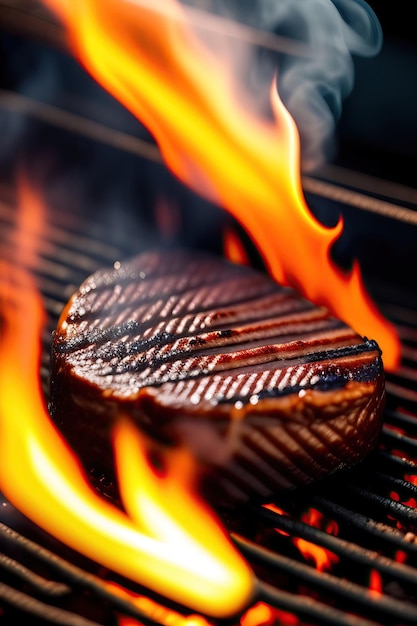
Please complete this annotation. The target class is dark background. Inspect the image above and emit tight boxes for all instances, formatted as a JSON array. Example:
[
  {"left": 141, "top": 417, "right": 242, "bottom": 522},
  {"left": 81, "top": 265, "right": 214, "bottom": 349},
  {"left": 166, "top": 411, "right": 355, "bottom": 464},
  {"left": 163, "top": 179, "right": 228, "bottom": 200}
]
[
  {"left": 0, "top": 1, "right": 416, "bottom": 187},
  {"left": 335, "top": 0, "right": 417, "bottom": 187}
]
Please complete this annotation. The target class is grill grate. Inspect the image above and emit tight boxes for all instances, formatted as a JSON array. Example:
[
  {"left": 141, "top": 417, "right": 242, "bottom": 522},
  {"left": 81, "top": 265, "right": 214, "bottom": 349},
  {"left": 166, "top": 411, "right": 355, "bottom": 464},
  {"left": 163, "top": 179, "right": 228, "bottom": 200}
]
[
  {"left": 1, "top": 3, "right": 417, "bottom": 623},
  {"left": 0, "top": 517, "right": 163, "bottom": 626},
  {"left": 0, "top": 178, "right": 417, "bottom": 626}
]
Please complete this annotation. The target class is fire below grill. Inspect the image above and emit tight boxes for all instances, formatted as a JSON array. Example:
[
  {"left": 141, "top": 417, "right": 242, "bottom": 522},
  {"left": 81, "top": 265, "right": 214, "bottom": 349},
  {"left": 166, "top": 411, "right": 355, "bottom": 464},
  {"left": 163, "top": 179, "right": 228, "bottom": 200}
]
[{"left": 0, "top": 171, "right": 417, "bottom": 625}]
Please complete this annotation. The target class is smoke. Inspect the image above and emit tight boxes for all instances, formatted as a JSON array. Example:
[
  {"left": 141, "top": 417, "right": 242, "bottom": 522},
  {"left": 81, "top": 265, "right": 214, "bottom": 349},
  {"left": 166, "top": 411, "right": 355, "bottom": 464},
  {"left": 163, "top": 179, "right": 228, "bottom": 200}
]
[
  {"left": 0, "top": 35, "right": 61, "bottom": 166},
  {"left": 0, "top": 0, "right": 382, "bottom": 198},
  {"left": 184, "top": 0, "right": 382, "bottom": 171}
]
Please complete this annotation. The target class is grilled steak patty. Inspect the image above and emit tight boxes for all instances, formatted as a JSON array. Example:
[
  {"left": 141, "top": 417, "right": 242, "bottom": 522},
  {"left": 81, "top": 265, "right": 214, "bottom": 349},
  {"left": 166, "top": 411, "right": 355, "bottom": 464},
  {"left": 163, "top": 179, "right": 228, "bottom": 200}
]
[{"left": 49, "top": 248, "right": 386, "bottom": 503}]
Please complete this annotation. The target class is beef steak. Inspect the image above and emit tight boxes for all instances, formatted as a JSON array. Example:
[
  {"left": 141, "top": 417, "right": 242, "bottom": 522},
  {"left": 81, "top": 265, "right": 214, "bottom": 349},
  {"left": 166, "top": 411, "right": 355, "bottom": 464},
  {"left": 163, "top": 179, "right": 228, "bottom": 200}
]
[{"left": 49, "top": 248, "right": 386, "bottom": 503}]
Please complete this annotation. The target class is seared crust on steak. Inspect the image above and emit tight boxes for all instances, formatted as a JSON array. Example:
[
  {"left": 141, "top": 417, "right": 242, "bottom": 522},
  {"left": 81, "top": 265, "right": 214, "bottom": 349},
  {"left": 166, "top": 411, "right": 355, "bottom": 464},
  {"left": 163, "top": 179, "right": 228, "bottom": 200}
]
[{"left": 49, "top": 249, "right": 386, "bottom": 503}]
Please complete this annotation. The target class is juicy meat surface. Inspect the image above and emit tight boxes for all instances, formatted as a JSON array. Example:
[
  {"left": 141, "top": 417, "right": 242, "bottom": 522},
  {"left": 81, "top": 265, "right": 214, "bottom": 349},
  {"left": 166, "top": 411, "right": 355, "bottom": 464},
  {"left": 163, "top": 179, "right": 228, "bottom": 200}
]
[{"left": 49, "top": 248, "right": 386, "bottom": 503}]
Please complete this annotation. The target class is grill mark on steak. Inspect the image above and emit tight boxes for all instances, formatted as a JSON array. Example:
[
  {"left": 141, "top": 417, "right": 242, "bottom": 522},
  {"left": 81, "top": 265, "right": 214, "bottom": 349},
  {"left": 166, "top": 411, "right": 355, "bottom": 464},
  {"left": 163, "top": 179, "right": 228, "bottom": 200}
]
[
  {"left": 80, "top": 329, "right": 371, "bottom": 379},
  {"left": 61, "top": 277, "right": 284, "bottom": 343},
  {"left": 133, "top": 332, "right": 359, "bottom": 384},
  {"left": 59, "top": 309, "right": 347, "bottom": 371},
  {"left": 67, "top": 333, "right": 379, "bottom": 409},
  {"left": 70, "top": 268, "right": 279, "bottom": 324},
  {"left": 58, "top": 302, "right": 361, "bottom": 385}
]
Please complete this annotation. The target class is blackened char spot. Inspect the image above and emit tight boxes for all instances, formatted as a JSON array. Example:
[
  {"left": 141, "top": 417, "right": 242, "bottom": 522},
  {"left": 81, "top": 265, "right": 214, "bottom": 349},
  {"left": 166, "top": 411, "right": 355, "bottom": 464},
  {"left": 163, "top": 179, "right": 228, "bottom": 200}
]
[
  {"left": 218, "top": 329, "right": 234, "bottom": 338},
  {"left": 303, "top": 338, "right": 382, "bottom": 364},
  {"left": 56, "top": 320, "right": 141, "bottom": 353}
]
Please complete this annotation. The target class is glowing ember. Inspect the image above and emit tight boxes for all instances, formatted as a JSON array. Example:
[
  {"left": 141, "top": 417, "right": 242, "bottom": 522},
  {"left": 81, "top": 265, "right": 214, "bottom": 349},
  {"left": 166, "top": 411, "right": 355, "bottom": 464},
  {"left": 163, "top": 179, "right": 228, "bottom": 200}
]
[
  {"left": 263, "top": 503, "right": 291, "bottom": 537},
  {"left": 388, "top": 488, "right": 417, "bottom": 531},
  {"left": 241, "top": 602, "right": 279, "bottom": 626},
  {"left": 295, "top": 508, "right": 339, "bottom": 572},
  {"left": 0, "top": 183, "right": 254, "bottom": 618},
  {"left": 42, "top": 0, "right": 400, "bottom": 370},
  {"left": 368, "top": 569, "right": 382, "bottom": 597},
  {"left": 395, "top": 550, "right": 408, "bottom": 564},
  {"left": 111, "top": 583, "right": 303, "bottom": 626},
  {"left": 405, "top": 475, "right": 417, "bottom": 488},
  {"left": 391, "top": 491, "right": 417, "bottom": 514},
  {"left": 242, "top": 603, "right": 300, "bottom": 626},
  {"left": 264, "top": 505, "right": 339, "bottom": 571}
]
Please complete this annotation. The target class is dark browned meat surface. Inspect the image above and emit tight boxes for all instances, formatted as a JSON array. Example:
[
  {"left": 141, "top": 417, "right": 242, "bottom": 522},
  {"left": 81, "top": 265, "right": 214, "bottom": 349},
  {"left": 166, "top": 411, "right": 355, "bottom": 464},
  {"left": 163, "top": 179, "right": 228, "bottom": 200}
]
[{"left": 49, "top": 248, "right": 386, "bottom": 503}]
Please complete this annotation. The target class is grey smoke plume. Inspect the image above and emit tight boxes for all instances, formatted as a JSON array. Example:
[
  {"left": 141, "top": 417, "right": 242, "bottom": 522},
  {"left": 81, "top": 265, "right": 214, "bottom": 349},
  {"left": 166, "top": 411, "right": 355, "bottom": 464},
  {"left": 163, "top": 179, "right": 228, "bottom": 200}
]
[{"left": 185, "top": 0, "right": 382, "bottom": 171}]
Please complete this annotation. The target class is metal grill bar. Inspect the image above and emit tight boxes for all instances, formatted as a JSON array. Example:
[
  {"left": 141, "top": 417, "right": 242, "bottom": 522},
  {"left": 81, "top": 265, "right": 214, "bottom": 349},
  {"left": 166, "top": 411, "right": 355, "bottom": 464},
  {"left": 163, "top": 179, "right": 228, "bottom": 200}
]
[
  {"left": 0, "top": 583, "right": 102, "bottom": 626},
  {"left": 305, "top": 496, "right": 415, "bottom": 551},
  {"left": 244, "top": 503, "right": 417, "bottom": 585},
  {"left": 0, "top": 554, "right": 70, "bottom": 596},
  {"left": 341, "top": 486, "right": 417, "bottom": 526},
  {"left": 381, "top": 428, "right": 417, "bottom": 457},
  {"left": 0, "top": 520, "right": 165, "bottom": 626},
  {"left": 234, "top": 533, "right": 417, "bottom": 624},
  {"left": 374, "top": 450, "right": 417, "bottom": 479},
  {"left": 258, "top": 582, "right": 380, "bottom": 626},
  {"left": 2, "top": 87, "right": 417, "bottom": 230}
]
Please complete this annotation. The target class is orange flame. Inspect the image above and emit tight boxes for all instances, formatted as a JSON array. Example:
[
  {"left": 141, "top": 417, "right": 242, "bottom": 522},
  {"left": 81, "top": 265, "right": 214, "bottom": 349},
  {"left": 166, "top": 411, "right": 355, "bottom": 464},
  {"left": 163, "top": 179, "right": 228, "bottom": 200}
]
[
  {"left": 108, "top": 581, "right": 213, "bottom": 626},
  {"left": 242, "top": 602, "right": 301, "bottom": 626},
  {"left": 223, "top": 226, "right": 250, "bottom": 266},
  {"left": 42, "top": 0, "right": 400, "bottom": 371},
  {"left": 295, "top": 508, "right": 339, "bottom": 572},
  {"left": 264, "top": 504, "right": 339, "bottom": 572},
  {"left": 294, "top": 536, "right": 338, "bottom": 573},
  {"left": 241, "top": 602, "right": 290, "bottom": 626},
  {"left": 263, "top": 503, "right": 291, "bottom": 537},
  {"left": 112, "top": 583, "right": 302, "bottom": 626},
  {"left": 0, "top": 181, "right": 254, "bottom": 618}
]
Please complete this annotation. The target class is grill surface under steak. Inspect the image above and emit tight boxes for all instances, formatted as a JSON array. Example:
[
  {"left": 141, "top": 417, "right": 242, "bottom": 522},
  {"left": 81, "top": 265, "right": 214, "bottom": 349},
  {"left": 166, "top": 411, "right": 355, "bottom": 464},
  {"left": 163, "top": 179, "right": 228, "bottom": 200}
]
[{"left": 49, "top": 248, "right": 386, "bottom": 503}]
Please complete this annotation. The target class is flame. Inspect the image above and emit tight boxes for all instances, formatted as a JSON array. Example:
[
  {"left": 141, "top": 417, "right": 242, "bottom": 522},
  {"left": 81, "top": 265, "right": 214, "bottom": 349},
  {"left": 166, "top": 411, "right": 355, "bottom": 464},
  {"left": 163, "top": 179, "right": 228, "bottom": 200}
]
[
  {"left": 241, "top": 602, "right": 281, "bottom": 626},
  {"left": 294, "top": 536, "right": 338, "bottom": 573},
  {"left": 223, "top": 226, "right": 250, "bottom": 266},
  {"left": 294, "top": 508, "right": 339, "bottom": 572},
  {"left": 42, "top": 0, "right": 400, "bottom": 370},
  {"left": 264, "top": 504, "right": 339, "bottom": 572},
  {"left": 0, "top": 181, "right": 254, "bottom": 618},
  {"left": 112, "top": 585, "right": 302, "bottom": 626},
  {"left": 242, "top": 602, "right": 300, "bottom": 626},
  {"left": 263, "top": 503, "right": 290, "bottom": 537},
  {"left": 108, "top": 582, "right": 213, "bottom": 626}
]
